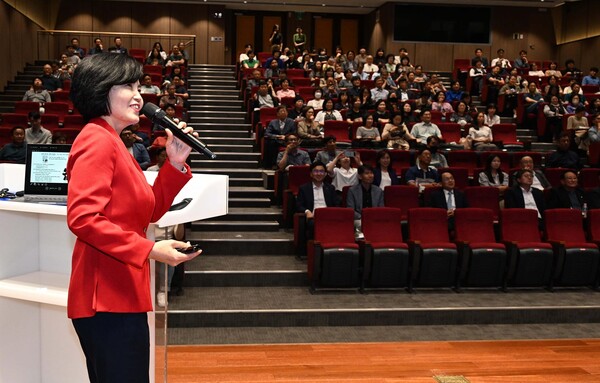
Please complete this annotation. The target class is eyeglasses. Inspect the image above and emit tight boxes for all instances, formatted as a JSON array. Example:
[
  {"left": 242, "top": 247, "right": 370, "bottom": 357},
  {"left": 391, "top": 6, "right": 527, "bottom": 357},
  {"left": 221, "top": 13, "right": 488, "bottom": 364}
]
[{"left": 312, "top": 170, "right": 326, "bottom": 174}]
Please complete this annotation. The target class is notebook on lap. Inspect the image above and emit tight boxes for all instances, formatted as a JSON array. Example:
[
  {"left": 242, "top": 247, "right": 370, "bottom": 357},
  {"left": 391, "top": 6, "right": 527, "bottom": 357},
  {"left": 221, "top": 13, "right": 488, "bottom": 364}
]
[{"left": 22, "top": 144, "right": 70, "bottom": 204}]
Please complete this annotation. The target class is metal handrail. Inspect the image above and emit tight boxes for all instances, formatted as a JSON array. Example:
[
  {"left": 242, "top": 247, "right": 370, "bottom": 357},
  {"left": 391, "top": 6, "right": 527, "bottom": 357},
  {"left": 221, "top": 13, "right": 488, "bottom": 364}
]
[{"left": 37, "top": 30, "right": 196, "bottom": 63}]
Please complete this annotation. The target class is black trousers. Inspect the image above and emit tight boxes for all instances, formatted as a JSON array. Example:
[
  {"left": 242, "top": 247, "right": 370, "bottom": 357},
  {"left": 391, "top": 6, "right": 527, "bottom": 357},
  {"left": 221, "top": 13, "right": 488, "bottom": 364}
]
[{"left": 72, "top": 312, "right": 150, "bottom": 383}]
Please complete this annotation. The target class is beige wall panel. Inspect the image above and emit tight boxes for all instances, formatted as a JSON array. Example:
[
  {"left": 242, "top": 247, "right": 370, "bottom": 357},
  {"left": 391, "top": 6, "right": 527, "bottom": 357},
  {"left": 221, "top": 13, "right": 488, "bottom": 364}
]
[
  {"left": 562, "top": 1, "right": 588, "bottom": 43},
  {"left": 557, "top": 42, "right": 582, "bottom": 70},
  {"left": 263, "top": 16, "right": 282, "bottom": 52},
  {"left": 130, "top": 3, "right": 170, "bottom": 52},
  {"left": 236, "top": 15, "right": 255, "bottom": 59},
  {"left": 340, "top": 19, "right": 358, "bottom": 53},
  {"left": 414, "top": 43, "right": 453, "bottom": 72},
  {"left": 207, "top": 6, "right": 226, "bottom": 65},
  {"left": 313, "top": 18, "right": 333, "bottom": 56}
]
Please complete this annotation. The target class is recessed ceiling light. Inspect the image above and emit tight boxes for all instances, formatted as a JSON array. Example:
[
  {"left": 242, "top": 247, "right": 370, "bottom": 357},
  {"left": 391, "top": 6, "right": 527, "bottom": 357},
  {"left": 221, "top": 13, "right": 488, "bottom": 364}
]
[{"left": 322, "top": 3, "right": 326, "bottom": 6}]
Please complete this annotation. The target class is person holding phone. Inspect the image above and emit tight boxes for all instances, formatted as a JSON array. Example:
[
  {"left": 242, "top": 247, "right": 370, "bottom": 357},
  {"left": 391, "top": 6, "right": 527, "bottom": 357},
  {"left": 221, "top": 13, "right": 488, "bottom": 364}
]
[
  {"left": 326, "top": 150, "right": 362, "bottom": 192},
  {"left": 66, "top": 53, "right": 201, "bottom": 383}
]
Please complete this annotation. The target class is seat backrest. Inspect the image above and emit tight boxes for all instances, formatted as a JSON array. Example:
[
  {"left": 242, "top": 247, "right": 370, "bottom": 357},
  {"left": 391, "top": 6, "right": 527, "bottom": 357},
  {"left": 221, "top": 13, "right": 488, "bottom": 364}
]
[
  {"left": 408, "top": 208, "right": 450, "bottom": 243},
  {"left": 141, "top": 93, "right": 159, "bottom": 106},
  {"left": 464, "top": 186, "right": 500, "bottom": 219},
  {"left": 287, "top": 165, "right": 311, "bottom": 194},
  {"left": 388, "top": 149, "right": 412, "bottom": 168},
  {"left": 323, "top": 120, "right": 351, "bottom": 142},
  {"left": 362, "top": 207, "right": 403, "bottom": 243},
  {"left": 384, "top": 185, "right": 419, "bottom": 214},
  {"left": 545, "top": 208, "right": 586, "bottom": 243},
  {"left": 44, "top": 102, "right": 69, "bottom": 117},
  {"left": 454, "top": 208, "right": 496, "bottom": 243},
  {"left": 500, "top": 208, "right": 542, "bottom": 243},
  {"left": 588, "top": 210, "right": 600, "bottom": 242},
  {"left": 492, "top": 123, "right": 517, "bottom": 142},
  {"left": 354, "top": 149, "right": 377, "bottom": 167},
  {"left": 544, "top": 168, "right": 571, "bottom": 188},
  {"left": 579, "top": 168, "right": 600, "bottom": 190},
  {"left": 437, "top": 122, "right": 462, "bottom": 143},
  {"left": 313, "top": 207, "right": 356, "bottom": 244},
  {"left": 0, "top": 113, "right": 28, "bottom": 127},
  {"left": 40, "top": 114, "right": 60, "bottom": 131},
  {"left": 447, "top": 150, "right": 478, "bottom": 173},
  {"left": 14, "top": 101, "right": 39, "bottom": 115}
]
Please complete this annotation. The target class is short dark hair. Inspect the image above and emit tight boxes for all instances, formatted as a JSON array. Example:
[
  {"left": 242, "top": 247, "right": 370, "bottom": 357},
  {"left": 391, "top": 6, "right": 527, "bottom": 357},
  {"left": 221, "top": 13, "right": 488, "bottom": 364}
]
[
  {"left": 515, "top": 169, "right": 533, "bottom": 180},
  {"left": 276, "top": 105, "right": 287, "bottom": 112},
  {"left": 323, "top": 135, "right": 336, "bottom": 145},
  {"left": 310, "top": 161, "right": 326, "bottom": 171},
  {"left": 70, "top": 53, "right": 143, "bottom": 122},
  {"left": 426, "top": 135, "right": 440, "bottom": 145},
  {"left": 561, "top": 169, "right": 577, "bottom": 180},
  {"left": 28, "top": 111, "right": 41, "bottom": 120},
  {"left": 591, "top": 67, "right": 599, "bottom": 73},
  {"left": 357, "top": 164, "right": 374, "bottom": 175},
  {"left": 11, "top": 126, "right": 25, "bottom": 135}
]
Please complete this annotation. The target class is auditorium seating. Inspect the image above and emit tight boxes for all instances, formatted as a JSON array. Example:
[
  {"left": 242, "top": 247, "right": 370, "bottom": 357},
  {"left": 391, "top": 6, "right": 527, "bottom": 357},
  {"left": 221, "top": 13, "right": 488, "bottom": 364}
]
[
  {"left": 308, "top": 207, "right": 360, "bottom": 292},
  {"left": 454, "top": 208, "right": 507, "bottom": 289},
  {"left": 361, "top": 207, "right": 410, "bottom": 289},
  {"left": 545, "top": 209, "right": 600, "bottom": 288}
]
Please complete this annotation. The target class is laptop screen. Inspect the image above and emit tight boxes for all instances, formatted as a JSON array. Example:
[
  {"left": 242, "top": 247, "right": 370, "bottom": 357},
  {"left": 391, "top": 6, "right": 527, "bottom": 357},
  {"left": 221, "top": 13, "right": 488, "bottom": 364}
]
[{"left": 24, "top": 144, "right": 71, "bottom": 196}]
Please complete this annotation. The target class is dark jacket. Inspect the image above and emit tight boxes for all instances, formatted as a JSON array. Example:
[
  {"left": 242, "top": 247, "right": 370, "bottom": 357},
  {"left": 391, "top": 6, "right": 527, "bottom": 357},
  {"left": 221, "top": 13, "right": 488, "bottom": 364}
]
[
  {"left": 264, "top": 118, "right": 296, "bottom": 139},
  {"left": 504, "top": 185, "right": 546, "bottom": 216},
  {"left": 373, "top": 167, "right": 400, "bottom": 188},
  {"left": 586, "top": 187, "right": 600, "bottom": 210},
  {"left": 547, "top": 186, "right": 586, "bottom": 209},
  {"left": 426, "top": 188, "right": 468, "bottom": 210},
  {"left": 296, "top": 182, "right": 339, "bottom": 213}
]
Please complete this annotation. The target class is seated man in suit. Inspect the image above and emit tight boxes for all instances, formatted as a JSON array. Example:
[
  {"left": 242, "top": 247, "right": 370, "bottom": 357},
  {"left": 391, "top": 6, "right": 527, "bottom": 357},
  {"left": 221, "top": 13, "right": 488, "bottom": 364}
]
[
  {"left": 505, "top": 169, "right": 546, "bottom": 226},
  {"left": 426, "top": 171, "right": 468, "bottom": 230},
  {"left": 296, "top": 161, "right": 339, "bottom": 240},
  {"left": 264, "top": 105, "right": 296, "bottom": 169},
  {"left": 513, "top": 155, "right": 550, "bottom": 191},
  {"left": 547, "top": 170, "right": 586, "bottom": 210},
  {"left": 346, "top": 165, "right": 384, "bottom": 238}
]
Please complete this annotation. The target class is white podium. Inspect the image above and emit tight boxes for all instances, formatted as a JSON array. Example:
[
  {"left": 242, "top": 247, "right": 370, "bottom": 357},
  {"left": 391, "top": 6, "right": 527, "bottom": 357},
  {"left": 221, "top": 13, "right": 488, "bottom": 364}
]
[{"left": 0, "top": 163, "right": 228, "bottom": 383}]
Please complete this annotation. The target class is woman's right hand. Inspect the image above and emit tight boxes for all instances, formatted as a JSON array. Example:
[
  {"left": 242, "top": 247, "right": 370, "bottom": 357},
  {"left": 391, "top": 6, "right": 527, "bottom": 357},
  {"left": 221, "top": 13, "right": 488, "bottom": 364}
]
[{"left": 149, "top": 240, "right": 201, "bottom": 266}]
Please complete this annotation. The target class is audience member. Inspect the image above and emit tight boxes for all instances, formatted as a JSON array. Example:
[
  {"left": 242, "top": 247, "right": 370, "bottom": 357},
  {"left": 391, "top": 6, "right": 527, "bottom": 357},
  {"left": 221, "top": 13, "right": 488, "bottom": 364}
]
[
  {"left": 568, "top": 105, "right": 591, "bottom": 151},
  {"left": 471, "top": 48, "right": 489, "bottom": 68},
  {"left": 426, "top": 171, "right": 468, "bottom": 228},
  {"left": 545, "top": 62, "right": 562, "bottom": 77},
  {"left": 166, "top": 44, "right": 186, "bottom": 67},
  {"left": 288, "top": 96, "right": 305, "bottom": 121},
  {"left": 515, "top": 155, "right": 550, "bottom": 190},
  {"left": 449, "top": 101, "right": 473, "bottom": 127},
  {"left": 499, "top": 75, "right": 520, "bottom": 118},
  {"left": 524, "top": 82, "right": 543, "bottom": 115},
  {"left": 120, "top": 127, "right": 150, "bottom": 170},
  {"left": 108, "top": 36, "right": 128, "bottom": 54},
  {"left": 382, "top": 113, "right": 413, "bottom": 150},
  {"left": 242, "top": 50, "right": 259, "bottom": 69},
  {"left": 264, "top": 105, "right": 296, "bottom": 168},
  {"left": 0, "top": 126, "right": 26, "bottom": 163},
  {"left": 514, "top": 50, "right": 530, "bottom": 69},
  {"left": 146, "top": 47, "right": 166, "bottom": 67},
  {"left": 373, "top": 149, "right": 399, "bottom": 190},
  {"left": 546, "top": 134, "right": 581, "bottom": 169},
  {"left": 87, "top": 38, "right": 104, "bottom": 55},
  {"left": 491, "top": 48, "right": 511, "bottom": 69},
  {"left": 370, "top": 76, "right": 389, "bottom": 102},
  {"left": 327, "top": 150, "right": 362, "bottom": 192},
  {"left": 297, "top": 106, "right": 323, "bottom": 146},
  {"left": 547, "top": 170, "right": 586, "bottom": 210},
  {"left": 355, "top": 114, "right": 381, "bottom": 144},
  {"left": 147, "top": 147, "right": 167, "bottom": 171},
  {"left": 486, "top": 65, "right": 505, "bottom": 104},
  {"left": 306, "top": 88, "right": 324, "bottom": 109},
  {"left": 445, "top": 80, "right": 463, "bottom": 103},
  {"left": 22, "top": 77, "right": 51, "bottom": 103},
  {"left": 346, "top": 165, "right": 384, "bottom": 237},
  {"left": 564, "top": 59, "right": 581, "bottom": 78},
  {"left": 159, "top": 84, "right": 184, "bottom": 108},
  {"left": 140, "top": 74, "right": 162, "bottom": 95},
  {"left": 528, "top": 63, "right": 545, "bottom": 77},
  {"left": 469, "top": 60, "right": 486, "bottom": 96},
  {"left": 239, "top": 44, "right": 252, "bottom": 64},
  {"left": 276, "top": 133, "right": 310, "bottom": 171},
  {"left": 41, "top": 64, "right": 62, "bottom": 93},
  {"left": 543, "top": 95, "right": 567, "bottom": 142},
  {"left": 25, "top": 111, "right": 52, "bottom": 144},
  {"left": 431, "top": 91, "right": 454, "bottom": 116},
  {"left": 467, "top": 112, "right": 497, "bottom": 151},
  {"left": 410, "top": 110, "right": 442, "bottom": 144},
  {"left": 405, "top": 149, "right": 441, "bottom": 188},
  {"left": 178, "top": 42, "right": 189, "bottom": 62},
  {"left": 296, "top": 161, "right": 339, "bottom": 239},
  {"left": 309, "top": 137, "right": 338, "bottom": 165},
  {"left": 478, "top": 154, "right": 509, "bottom": 195},
  {"left": 505, "top": 169, "right": 546, "bottom": 224},
  {"left": 426, "top": 135, "right": 448, "bottom": 169},
  {"left": 582, "top": 67, "right": 600, "bottom": 86},
  {"left": 70, "top": 37, "right": 85, "bottom": 58},
  {"left": 52, "top": 131, "right": 68, "bottom": 144}
]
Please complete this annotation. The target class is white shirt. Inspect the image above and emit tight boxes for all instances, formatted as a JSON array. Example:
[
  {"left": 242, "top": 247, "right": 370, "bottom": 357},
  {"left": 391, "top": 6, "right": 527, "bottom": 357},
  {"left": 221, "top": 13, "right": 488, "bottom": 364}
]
[
  {"left": 331, "top": 167, "right": 358, "bottom": 192},
  {"left": 379, "top": 171, "right": 392, "bottom": 190},
  {"left": 521, "top": 186, "right": 540, "bottom": 218},
  {"left": 312, "top": 182, "right": 327, "bottom": 212},
  {"left": 363, "top": 63, "right": 379, "bottom": 74},
  {"left": 531, "top": 173, "right": 544, "bottom": 191}
]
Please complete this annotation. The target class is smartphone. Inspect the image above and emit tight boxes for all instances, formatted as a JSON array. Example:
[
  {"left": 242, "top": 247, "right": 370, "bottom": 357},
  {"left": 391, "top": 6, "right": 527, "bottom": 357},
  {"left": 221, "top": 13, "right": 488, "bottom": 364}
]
[
  {"left": 177, "top": 244, "right": 201, "bottom": 254},
  {"left": 344, "top": 150, "right": 355, "bottom": 157}
]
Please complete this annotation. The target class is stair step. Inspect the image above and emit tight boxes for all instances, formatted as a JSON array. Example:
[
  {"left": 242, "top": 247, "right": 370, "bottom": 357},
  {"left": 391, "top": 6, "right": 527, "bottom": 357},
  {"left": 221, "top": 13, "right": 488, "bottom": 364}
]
[
  {"left": 192, "top": 152, "right": 259, "bottom": 161},
  {"left": 229, "top": 187, "right": 273, "bottom": 198},
  {"left": 229, "top": 177, "right": 264, "bottom": 187},
  {"left": 206, "top": 207, "right": 282, "bottom": 222},
  {"left": 187, "top": 231, "right": 294, "bottom": 255},
  {"left": 190, "top": 123, "right": 251, "bottom": 131},
  {"left": 190, "top": 110, "right": 247, "bottom": 118},
  {"left": 182, "top": 255, "right": 305, "bottom": 287},
  {"left": 188, "top": 99, "right": 243, "bottom": 106},
  {"left": 191, "top": 159, "right": 258, "bottom": 169},
  {"left": 192, "top": 220, "right": 280, "bottom": 232},
  {"left": 228, "top": 197, "right": 272, "bottom": 208},
  {"left": 195, "top": 130, "right": 250, "bottom": 138},
  {"left": 192, "top": 168, "right": 263, "bottom": 178},
  {"left": 193, "top": 136, "right": 254, "bottom": 144}
]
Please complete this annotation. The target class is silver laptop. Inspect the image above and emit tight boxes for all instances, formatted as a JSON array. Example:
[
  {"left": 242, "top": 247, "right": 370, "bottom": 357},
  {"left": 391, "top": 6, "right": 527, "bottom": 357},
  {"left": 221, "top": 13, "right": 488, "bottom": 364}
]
[{"left": 22, "top": 144, "right": 70, "bottom": 204}]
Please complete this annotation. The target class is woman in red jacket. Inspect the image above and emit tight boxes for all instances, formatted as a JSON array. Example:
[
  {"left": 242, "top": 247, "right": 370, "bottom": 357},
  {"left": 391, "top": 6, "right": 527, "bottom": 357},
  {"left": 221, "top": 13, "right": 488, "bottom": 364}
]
[{"left": 67, "top": 53, "right": 200, "bottom": 383}]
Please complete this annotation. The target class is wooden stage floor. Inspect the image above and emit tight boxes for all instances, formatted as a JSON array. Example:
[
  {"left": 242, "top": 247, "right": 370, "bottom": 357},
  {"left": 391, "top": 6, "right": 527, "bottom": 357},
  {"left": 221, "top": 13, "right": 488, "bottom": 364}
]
[{"left": 160, "top": 339, "right": 600, "bottom": 382}]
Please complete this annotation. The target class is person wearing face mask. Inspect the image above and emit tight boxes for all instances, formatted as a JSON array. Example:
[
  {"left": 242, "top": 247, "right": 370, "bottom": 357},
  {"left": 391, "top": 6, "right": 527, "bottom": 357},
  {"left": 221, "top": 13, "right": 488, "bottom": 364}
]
[
  {"left": 425, "top": 135, "right": 448, "bottom": 168},
  {"left": 307, "top": 88, "right": 324, "bottom": 109}
]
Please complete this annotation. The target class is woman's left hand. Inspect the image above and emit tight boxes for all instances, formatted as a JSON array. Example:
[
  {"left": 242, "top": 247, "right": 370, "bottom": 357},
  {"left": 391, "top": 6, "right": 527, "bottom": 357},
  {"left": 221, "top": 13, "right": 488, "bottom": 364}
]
[{"left": 165, "top": 121, "right": 196, "bottom": 170}]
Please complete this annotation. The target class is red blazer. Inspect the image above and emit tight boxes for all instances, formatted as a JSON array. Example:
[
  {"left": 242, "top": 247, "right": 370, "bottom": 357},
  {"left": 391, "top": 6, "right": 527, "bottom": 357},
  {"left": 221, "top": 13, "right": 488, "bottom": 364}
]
[{"left": 66, "top": 118, "right": 191, "bottom": 319}]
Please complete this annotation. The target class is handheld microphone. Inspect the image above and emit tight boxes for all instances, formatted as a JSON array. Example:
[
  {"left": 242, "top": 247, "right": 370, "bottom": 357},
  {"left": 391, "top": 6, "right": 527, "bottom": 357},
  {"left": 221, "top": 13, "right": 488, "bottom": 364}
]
[{"left": 141, "top": 102, "right": 217, "bottom": 160}]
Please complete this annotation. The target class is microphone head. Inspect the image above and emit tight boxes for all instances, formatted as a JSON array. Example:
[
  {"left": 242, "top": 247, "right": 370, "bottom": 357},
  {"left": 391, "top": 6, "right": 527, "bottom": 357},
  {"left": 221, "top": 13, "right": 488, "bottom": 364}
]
[{"left": 141, "top": 102, "right": 162, "bottom": 121}]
